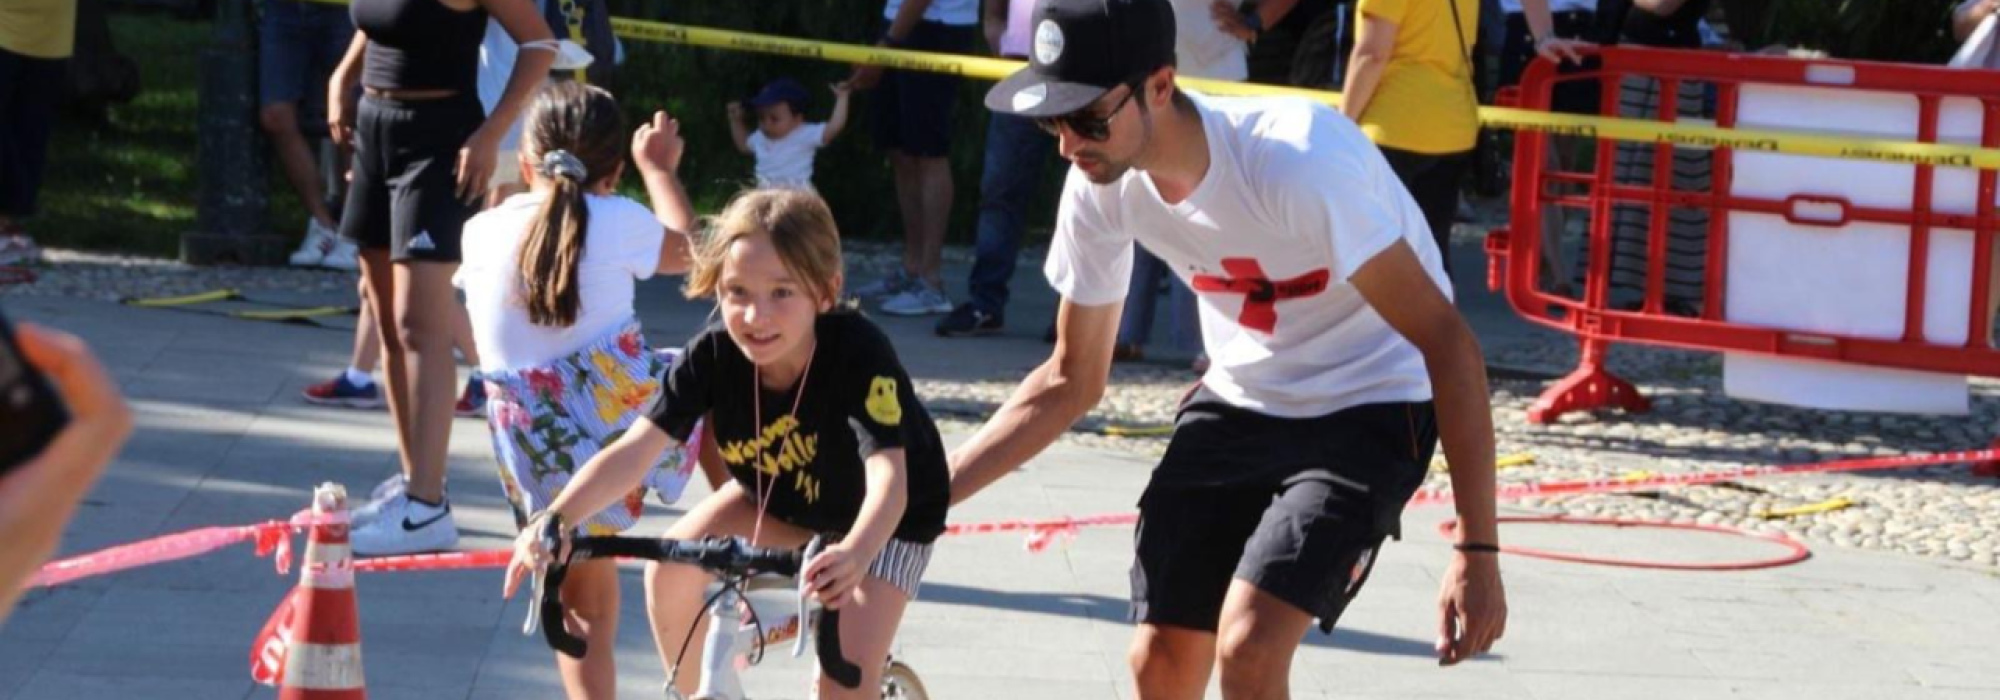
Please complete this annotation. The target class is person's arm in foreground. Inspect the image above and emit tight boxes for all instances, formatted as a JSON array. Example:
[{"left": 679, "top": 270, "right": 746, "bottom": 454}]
[
  {"left": 1348, "top": 241, "right": 1507, "bottom": 666},
  {"left": 0, "top": 326, "right": 133, "bottom": 623}
]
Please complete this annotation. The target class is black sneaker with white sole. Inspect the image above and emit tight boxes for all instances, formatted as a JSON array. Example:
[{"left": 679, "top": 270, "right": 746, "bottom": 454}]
[{"left": 935, "top": 304, "right": 1004, "bottom": 337}]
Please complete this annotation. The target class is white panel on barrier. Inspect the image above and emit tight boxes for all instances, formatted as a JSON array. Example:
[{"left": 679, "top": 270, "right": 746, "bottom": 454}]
[{"left": 1722, "top": 83, "right": 1984, "bottom": 415}]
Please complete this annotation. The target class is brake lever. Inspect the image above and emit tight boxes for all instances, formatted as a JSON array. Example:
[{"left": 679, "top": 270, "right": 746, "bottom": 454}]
[{"left": 792, "top": 535, "right": 824, "bottom": 660}]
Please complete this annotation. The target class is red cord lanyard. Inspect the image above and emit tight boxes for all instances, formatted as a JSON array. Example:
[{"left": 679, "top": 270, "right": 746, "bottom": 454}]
[{"left": 748, "top": 341, "right": 814, "bottom": 547}]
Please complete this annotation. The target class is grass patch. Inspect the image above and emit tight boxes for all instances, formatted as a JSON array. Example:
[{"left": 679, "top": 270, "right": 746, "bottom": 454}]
[{"left": 40, "top": 12, "right": 317, "bottom": 259}]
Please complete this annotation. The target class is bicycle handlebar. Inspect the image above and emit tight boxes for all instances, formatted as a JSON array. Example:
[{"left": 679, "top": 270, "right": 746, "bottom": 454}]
[{"left": 528, "top": 518, "right": 863, "bottom": 689}]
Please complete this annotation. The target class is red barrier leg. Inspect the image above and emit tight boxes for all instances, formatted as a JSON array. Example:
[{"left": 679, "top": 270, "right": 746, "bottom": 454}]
[
  {"left": 1974, "top": 438, "right": 2000, "bottom": 478},
  {"left": 1527, "top": 339, "right": 1651, "bottom": 424}
]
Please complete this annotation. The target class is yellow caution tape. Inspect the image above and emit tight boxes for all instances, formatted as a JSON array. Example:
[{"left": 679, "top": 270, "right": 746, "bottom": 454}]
[
  {"left": 605, "top": 16, "right": 2000, "bottom": 170},
  {"left": 1755, "top": 496, "right": 1855, "bottom": 520},
  {"left": 295, "top": 0, "right": 2000, "bottom": 169},
  {"left": 122, "top": 289, "right": 239, "bottom": 307},
  {"left": 1100, "top": 424, "right": 1173, "bottom": 438},
  {"left": 1432, "top": 452, "right": 1537, "bottom": 472},
  {"left": 229, "top": 306, "right": 357, "bottom": 321}
]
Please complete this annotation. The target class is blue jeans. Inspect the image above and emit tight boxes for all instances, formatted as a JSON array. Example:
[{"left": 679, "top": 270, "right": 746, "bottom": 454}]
[
  {"left": 963, "top": 112, "right": 1056, "bottom": 316},
  {"left": 1119, "top": 248, "right": 1201, "bottom": 352}
]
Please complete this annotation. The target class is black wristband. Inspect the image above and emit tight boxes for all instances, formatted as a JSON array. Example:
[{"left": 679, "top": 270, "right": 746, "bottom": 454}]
[
  {"left": 880, "top": 32, "right": 906, "bottom": 48},
  {"left": 1240, "top": 9, "right": 1264, "bottom": 34},
  {"left": 1454, "top": 542, "right": 1501, "bottom": 554}
]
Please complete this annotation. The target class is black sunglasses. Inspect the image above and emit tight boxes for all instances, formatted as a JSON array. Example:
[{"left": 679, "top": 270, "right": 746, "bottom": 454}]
[{"left": 1035, "top": 83, "right": 1141, "bottom": 141}]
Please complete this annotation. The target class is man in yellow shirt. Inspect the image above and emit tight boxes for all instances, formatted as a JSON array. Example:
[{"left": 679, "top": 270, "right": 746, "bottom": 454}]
[{"left": 0, "top": 0, "right": 76, "bottom": 266}]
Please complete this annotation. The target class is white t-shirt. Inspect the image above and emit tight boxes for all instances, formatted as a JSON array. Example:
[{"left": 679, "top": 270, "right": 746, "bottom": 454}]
[
  {"left": 1499, "top": 0, "right": 1596, "bottom": 13},
  {"left": 1174, "top": 0, "right": 1249, "bottom": 81},
  {"left": 749, "top": 123, "right": 827, "bottom": 189},
  {"left": 455, "top": 192, "right": 667, "bottom": 373},
  {"left": 882, "top": 0, "right": 977, "bottom": 25},
  {"left": 1044, "top": 93, "right": 1451, "bottom": 418}
]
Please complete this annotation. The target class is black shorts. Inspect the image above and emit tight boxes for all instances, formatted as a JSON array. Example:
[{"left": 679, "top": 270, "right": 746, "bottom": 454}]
[
  {"left": 339, "top": 94, "right": 484, "bottom": 263},
  {"left": 870, "top": 20, "right": 975, "bottom": 158},
  {"left": 1131, "top": 388, "right": 1438, "bottom": 634}
]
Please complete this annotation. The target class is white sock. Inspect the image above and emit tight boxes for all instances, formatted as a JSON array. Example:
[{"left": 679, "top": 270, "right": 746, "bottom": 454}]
[{"left": 344, "top": 367, "right": 374, "bottom": 387}]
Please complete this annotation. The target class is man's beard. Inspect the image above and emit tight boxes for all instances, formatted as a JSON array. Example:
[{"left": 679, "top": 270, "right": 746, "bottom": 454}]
[{"left": 1077, "top": 109, "right": 1152, "bottom": 184}]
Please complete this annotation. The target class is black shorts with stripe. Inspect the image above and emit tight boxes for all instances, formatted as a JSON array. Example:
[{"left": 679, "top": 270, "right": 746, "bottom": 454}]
[{"left": 1131, "top": 386, "right": 1438, "bottom": 634}]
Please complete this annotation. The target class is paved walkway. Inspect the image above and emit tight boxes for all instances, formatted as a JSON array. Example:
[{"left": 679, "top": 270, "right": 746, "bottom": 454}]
[{"left": 2, "top": 242, "right": 1997, "bottom": 699}]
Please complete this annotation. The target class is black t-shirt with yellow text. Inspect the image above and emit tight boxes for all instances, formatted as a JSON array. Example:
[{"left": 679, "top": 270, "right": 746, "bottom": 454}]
[{"left": 644, "top": 312, "right": 949, "bottom": 543}]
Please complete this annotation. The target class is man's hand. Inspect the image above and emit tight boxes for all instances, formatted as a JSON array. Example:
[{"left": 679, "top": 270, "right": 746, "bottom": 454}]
[
  {"left": 1436, "top": 551, "right": 1507, "bottom": 666},
  {"left": 846, "top": 64, "right": 885, "bottom": 92}
]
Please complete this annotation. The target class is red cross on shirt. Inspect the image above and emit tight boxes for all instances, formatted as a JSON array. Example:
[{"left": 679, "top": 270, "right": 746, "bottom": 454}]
[{"left": 1189, "top": 258, "right": 1330, "bottom": 334}]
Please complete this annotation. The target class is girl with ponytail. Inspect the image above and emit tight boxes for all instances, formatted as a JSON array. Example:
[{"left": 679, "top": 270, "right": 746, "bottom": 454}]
[{"left": 454, "top": 80, "right": 699, "bottom": 698}]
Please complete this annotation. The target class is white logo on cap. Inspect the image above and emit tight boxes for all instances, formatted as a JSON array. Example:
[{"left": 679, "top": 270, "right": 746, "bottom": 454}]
[
  {"left": 1013, "top": 84, "right": 1048, "bottom": 111},
  {"left": 1034, "top": 19, "right": 1064, "bottom": 65}
]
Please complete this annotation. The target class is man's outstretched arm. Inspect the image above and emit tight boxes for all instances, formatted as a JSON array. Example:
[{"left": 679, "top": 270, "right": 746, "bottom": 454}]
[{"left": 947, "top": 298, "right": 1123, "bottom": 505}]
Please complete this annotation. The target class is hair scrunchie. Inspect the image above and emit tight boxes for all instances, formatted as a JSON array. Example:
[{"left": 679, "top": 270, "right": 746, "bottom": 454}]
[{"left": 540, "top": 149, "right": 588, "bottom": 183}]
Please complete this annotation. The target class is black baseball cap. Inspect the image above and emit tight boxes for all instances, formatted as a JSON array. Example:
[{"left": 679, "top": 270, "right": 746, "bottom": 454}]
[{"left": 984, "top": 0, "right": 1176, "bottom": 118}]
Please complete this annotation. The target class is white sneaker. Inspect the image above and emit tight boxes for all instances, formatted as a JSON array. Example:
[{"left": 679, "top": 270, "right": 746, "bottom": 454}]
[
  {"left": 289, "top": 219, "right": 337, "bottom": 267},
  {"left": 320, "top": 238, "right": 360, "bottom": 271},
  {"left": 350, "top": 473, "right": 407, "bottom": 527},
  {"left": 880, "top": 282, "right": 953, "bottom": 316},
  {"left": 351, "top": 495, "right": 459, "bottom": 556},
  {"left": 852, "top": 269, "right": 914, "bottom": 300}
]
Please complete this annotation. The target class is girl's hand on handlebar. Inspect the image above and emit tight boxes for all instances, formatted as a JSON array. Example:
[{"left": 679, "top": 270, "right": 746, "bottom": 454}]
[
  {"left": 802, "top": 543, "right": 865, "bottom": 610},
  {"left": 501, "top": 513, "right": 566, "bottom": 599}
]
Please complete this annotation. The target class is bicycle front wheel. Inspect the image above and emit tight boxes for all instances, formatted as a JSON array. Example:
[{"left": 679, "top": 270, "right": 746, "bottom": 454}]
[{"left": 880, "top": 660, "right": 928, "bottom": 700}]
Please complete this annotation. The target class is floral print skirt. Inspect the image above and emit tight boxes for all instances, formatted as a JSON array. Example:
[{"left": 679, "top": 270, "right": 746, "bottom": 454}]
[{"left": 481, "top": 322, "right": 701, "bottom": 535}]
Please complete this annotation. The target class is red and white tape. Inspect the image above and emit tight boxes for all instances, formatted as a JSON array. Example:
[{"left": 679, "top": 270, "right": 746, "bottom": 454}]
[{"left": 29, "top": 448, "right": 1997, "bottom": 587}]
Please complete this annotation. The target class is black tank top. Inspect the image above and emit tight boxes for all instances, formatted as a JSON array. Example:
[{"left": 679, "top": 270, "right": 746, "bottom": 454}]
[{"left": 351, "top": 0, "right": 488, "bottom": 93}]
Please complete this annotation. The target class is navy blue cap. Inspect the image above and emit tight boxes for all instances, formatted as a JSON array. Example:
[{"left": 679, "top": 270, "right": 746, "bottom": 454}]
[
  {"left": 985, "top": 0, "right": 1177, "bottom": 117},
  {"left": 748, "top": 78, "right": 810, "bottom": 111}
]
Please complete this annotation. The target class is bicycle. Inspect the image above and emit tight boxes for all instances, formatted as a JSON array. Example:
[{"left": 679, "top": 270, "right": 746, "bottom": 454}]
[{"left": 525, "top": 516, "right": 929, "bottom": 699}]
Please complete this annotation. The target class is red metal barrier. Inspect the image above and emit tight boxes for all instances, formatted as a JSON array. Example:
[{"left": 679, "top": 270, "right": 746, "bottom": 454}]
[{"left": 1485, "top": 47, "right": 2000, "bottom": 475}]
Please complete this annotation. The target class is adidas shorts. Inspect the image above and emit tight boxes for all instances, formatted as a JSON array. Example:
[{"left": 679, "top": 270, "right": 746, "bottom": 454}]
[{"left": 339, "top": 94, "right": 484, "bottom": 263}]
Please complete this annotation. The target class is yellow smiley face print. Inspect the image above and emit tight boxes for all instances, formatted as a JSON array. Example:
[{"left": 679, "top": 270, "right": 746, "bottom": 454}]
[{"left": 866, "top": 376, "right": 902, "bottom": 426}]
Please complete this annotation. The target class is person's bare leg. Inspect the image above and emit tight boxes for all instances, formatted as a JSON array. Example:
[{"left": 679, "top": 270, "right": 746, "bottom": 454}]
[
  {"left": 441, "top": 265, "right": 481, "bottom": 369},
  {"left": 258, "top": 102, "right": 336, "bottom": 228},
  {"left": 891, "top": 151, "right": 923, "bottom": 279},
  {"left": 915, "top": 155, "right": 954, "bottom": 288},
  {"left": 1214, "top": 581, "right": 1315, "bottom": 700},
  {"left": 389, "top": 261, "right": 460, "bottom": 502},
  {"left": 359, "top": 251, "right": 412, "bottom": 469},
  {"left": 643, "top": 482, "right": 811, "bottom": 696},
  {"left": 814, "top": 576, "right": 911, "bottom": 700},
  {"left": 555, "top": 558, "right": 620, "bottom": 699},
  {"left": 1130, "top": 623, "right": 1216, "bottom": 700},
  {"left": 351, "top": 279, "right": 381, "bottom": 374}
]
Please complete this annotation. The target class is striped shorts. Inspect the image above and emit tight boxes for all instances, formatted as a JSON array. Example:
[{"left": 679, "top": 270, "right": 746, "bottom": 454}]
[{"left": 862, "top": 537, "right": 933, "bottom": 601}]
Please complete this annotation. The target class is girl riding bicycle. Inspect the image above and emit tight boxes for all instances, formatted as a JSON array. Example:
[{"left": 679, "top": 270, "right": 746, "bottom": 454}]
[
  {"left": 460, "top": 81, "right": 702, "bottom": 698},
  {"left": 504, "top": 188, "right": 951, "bottom": 699}
]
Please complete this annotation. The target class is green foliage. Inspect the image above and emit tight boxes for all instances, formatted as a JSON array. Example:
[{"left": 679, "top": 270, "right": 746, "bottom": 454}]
[{"left": 606, "top": 0, "right": 1050, "bottom": 244}]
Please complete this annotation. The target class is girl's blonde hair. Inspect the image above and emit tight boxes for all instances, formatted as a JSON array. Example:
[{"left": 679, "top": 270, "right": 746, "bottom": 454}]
[{"left": 684, "top": 189, "right": 844, "bottom": 306}]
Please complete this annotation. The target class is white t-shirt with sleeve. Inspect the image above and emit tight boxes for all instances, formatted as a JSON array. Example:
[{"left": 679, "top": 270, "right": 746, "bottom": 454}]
[
  {"left": 455, "top": 192, "right": 667, "bottom": 373},
  {"left": 1044, "top": 93, "right": 1451, "bottom": 418},
  {"left": 749, "top": 123, "right": 827, "bottom": 190},
  {"left": 1172, "top": 0, "right": 1249, "bottom": 81}
]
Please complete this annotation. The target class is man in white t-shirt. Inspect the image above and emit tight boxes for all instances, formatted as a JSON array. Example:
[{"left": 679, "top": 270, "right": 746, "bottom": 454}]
[{"left": 948, "top": 0, "right": 1506, "bottom": 695}]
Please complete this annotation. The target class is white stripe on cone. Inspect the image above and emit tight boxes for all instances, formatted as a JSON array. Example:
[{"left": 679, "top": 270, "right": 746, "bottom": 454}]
[{"left": 281, "top": 642, "right": 365, "bottom": 690}]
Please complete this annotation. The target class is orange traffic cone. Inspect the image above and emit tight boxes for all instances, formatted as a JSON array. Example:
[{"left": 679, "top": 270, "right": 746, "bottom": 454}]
[{"left": 252, "top": 483, "right": 366, "bottom": 698}]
